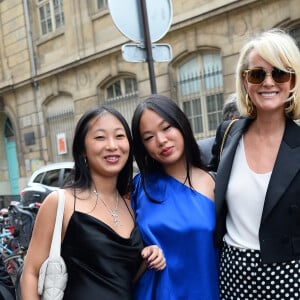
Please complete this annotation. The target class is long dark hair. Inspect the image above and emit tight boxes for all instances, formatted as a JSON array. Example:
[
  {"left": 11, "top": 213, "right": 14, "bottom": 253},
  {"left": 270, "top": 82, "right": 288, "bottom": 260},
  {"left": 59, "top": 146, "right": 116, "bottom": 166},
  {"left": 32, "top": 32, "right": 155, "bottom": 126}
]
[
  {"left": 131, "top": 94, "right": 205, "bottom": 198},
  {"left": 67, "top": 105, "right": 133, "bottom": 197}
]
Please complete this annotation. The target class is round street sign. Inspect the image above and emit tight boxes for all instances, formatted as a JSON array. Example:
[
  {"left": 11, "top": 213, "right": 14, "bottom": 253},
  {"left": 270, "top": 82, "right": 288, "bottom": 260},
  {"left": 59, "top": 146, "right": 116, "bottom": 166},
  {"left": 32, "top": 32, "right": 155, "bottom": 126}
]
[{"left": 108, "top": 0, "right": 172, "bottom": 43}]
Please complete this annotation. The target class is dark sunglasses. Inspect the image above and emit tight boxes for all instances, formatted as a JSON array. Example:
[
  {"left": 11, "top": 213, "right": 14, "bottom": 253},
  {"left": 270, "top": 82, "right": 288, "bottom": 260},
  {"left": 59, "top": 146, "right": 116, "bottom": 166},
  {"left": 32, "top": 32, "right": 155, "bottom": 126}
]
[{"left": 243, "top": 67, "right": 294, "bottom": 84}]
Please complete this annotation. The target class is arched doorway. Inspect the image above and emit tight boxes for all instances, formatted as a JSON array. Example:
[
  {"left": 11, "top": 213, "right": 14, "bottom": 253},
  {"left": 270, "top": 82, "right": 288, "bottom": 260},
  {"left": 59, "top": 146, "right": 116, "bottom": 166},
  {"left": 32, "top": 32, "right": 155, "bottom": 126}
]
[{"left": 4, "top": 117, "right": 19, "bottom": 194}]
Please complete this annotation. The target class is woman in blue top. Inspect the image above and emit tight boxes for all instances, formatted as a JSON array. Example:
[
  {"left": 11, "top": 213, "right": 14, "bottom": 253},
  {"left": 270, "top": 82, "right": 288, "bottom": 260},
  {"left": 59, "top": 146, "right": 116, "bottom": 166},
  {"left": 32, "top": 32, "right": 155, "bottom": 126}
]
[{"left": 131, "top": 94, "right": 220, "bottom": 300}]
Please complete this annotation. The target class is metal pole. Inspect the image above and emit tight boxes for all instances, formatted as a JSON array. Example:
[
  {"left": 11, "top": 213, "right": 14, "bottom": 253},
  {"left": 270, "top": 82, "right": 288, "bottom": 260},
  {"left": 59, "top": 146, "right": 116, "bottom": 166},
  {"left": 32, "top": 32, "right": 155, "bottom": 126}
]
[{"left": 140, "top": 0, "right": 157, "bottom": 94}]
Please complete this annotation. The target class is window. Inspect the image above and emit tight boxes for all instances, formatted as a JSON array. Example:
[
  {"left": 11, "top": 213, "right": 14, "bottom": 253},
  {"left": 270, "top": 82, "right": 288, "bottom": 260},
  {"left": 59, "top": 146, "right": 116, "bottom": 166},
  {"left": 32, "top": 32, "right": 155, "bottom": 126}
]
[
  {"left": 46, "top": 95, "right": 75, "bottom": 162},
  {"left": 33, "top": 173, "right": 43, "bottom": 184},
  {"left": 178, "top": 52, "right": 223, "bottom": 136},
  {"left": 206, "top": 93, "right": 224, "bottom": 131},
  {"left": 37, "top": 0, "right": 64, "bottom": 35},
  {"left": 42, "top": 169, "right": 60, "bottom": 186},
  {"left": 88, "top": 0, "right": 108, "bottom": 15},
  {"left": 179, "top": 57, "right": 199, "bottom": 96},
  {"left": 107, "top": 80, "right": 121, "bottom": 99},
  {"left": 183, "top": 98, "right": 203, "bottom": 133},
  {"left": 97, "top": 0, "right": 108, "bottom": 10},
  {"left": 105, "top": 78, "right": 137, "bottom": 101},
  {"left": 103, "top": 77, "right": 139, "bottom": 124}
]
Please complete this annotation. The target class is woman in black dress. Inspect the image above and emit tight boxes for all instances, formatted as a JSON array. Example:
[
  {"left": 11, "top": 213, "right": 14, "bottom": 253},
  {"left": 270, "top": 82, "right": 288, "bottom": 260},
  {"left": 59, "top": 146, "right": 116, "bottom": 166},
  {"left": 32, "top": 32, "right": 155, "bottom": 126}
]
[{"left": 21, "top": 105, "right": 165, "bottom": 300}]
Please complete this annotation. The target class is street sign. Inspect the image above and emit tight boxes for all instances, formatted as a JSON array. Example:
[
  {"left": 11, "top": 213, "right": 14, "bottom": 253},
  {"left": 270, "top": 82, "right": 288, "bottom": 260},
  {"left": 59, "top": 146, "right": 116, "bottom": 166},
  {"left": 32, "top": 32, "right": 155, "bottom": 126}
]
[
  {"left": 108, "top": 0, "right": 172, "bottom": 43},
  {"left": 122, "top": 43, "right": 172, "bottom": 62}
]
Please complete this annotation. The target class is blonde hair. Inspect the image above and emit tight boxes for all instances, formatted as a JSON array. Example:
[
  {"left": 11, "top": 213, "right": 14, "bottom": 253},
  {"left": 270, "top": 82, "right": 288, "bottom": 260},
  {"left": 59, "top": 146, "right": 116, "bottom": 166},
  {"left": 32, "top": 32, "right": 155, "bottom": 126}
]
[{"left": 236, "top": 28, "right": 300, "bottom": 119}]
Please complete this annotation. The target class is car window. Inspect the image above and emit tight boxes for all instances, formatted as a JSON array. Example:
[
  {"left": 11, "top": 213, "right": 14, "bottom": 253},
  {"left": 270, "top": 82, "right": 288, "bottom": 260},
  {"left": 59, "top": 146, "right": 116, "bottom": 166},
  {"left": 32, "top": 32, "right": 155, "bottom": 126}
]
[
  {"left": 63, "top": 169, "right": 72, "bottom": 181},
  {"left": 42, "top": 169, "right": 61, "bottom": 187},
  {"left": 62, "top": 168, "right": 72, "bottom": 186},
  {"left": 33, "top": 173, "right": 43, "bottom": 184}
]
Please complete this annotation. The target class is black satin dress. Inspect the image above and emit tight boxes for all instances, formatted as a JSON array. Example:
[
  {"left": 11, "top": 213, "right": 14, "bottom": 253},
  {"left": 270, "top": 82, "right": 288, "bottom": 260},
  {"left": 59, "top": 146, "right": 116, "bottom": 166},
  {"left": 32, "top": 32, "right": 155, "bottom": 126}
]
[{"left": 61, "top": 209, "right": 144, "bottom": 300}]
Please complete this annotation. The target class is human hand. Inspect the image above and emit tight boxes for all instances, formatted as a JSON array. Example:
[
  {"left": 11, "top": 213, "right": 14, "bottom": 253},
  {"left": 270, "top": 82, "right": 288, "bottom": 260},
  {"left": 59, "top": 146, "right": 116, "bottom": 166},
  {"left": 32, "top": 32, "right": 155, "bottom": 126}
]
[{"left": 141, "top": 245, "right": 166, "bottom": 271}]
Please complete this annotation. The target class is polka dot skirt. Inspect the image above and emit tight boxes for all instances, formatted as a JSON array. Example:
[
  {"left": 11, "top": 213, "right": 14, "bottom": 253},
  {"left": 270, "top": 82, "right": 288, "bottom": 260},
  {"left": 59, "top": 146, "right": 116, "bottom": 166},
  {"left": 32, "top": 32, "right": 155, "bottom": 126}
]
[{"left": 220, "top": 243, "right": 300, "bottom": 299}]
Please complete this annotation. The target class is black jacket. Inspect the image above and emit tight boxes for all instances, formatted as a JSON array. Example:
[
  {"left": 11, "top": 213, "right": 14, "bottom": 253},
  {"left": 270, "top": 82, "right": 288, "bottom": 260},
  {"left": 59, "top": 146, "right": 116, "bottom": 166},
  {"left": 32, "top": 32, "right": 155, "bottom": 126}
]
[{"left": 213, "top": 118, "right": 300, "bottom": 263}]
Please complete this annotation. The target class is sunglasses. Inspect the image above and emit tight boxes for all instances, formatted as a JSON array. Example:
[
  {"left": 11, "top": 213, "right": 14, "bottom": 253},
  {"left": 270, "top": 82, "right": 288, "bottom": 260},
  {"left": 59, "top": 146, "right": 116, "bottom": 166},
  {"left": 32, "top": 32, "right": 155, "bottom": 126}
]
[{"left": 243, "top": 67, "right": 294, "bottom": 84}]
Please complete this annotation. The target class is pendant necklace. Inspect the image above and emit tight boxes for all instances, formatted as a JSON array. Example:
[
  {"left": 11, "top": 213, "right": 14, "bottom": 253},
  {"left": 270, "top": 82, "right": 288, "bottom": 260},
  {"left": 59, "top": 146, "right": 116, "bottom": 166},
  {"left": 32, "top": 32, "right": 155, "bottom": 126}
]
[{"left": 93, "top": 188, "right": 121, "bottom": 226}]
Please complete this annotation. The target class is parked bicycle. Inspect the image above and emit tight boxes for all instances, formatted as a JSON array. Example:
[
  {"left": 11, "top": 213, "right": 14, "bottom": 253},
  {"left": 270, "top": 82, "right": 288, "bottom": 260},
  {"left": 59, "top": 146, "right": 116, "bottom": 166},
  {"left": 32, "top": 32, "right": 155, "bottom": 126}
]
[
  {"left": 0, "top": 211, "right": 23, "bottom": 285},
  {"left": 0, "top": 202, "right": 39, "bottom": 285}
]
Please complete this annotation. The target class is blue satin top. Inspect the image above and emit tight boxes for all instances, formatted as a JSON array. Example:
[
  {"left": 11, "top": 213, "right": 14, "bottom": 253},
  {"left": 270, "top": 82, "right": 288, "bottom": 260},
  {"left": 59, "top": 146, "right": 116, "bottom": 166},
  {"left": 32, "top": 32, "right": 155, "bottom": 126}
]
[{"left": 132, "top": 172, "right": 220, "bottom": 300}]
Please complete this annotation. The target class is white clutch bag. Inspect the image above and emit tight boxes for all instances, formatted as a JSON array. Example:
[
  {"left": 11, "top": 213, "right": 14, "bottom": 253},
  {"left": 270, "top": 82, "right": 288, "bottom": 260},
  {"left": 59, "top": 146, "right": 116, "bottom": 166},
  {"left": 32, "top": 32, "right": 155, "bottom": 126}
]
[{"left": 37, "top": 189, "right": 68, "bottom": 300}]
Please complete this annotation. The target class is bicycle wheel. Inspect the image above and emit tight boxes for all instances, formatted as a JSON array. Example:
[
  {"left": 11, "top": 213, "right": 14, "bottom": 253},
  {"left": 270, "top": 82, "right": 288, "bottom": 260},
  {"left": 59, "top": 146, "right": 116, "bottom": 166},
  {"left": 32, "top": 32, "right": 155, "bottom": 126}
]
[{"left": 3, "top": 254, "right": 23, "bottom": 285}]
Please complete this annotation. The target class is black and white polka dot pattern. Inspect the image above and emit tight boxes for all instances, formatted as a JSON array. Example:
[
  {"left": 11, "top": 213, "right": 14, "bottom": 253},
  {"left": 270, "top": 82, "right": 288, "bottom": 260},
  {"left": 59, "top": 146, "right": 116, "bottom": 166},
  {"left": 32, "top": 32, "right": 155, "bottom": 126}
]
[{"left": 220, "top": 243, "right": 300, "bottom": 299}]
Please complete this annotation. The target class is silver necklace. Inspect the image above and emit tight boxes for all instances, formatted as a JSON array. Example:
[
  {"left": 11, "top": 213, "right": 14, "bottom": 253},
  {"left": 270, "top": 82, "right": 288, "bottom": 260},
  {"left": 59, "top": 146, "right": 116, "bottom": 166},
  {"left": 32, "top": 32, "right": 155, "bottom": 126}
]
[{"left": 93, "top": 189, "right": 121, "bottom": 226}]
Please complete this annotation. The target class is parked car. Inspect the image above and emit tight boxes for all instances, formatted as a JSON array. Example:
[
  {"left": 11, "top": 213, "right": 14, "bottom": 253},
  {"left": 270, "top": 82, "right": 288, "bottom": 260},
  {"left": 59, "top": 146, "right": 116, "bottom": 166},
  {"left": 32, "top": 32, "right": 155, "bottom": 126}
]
[{"left": 20, "top": 162, "right": 74, "bottom": 206}]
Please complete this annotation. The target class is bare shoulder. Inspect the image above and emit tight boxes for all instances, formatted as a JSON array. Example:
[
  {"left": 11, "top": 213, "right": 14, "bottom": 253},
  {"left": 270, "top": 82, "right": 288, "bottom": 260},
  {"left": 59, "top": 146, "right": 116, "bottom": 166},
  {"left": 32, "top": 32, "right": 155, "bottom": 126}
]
[
  {"left": 192, "top": 168, "right": 215, "bottom": 201},
  {"left": 37, "top": 190, "right": 59, "bottom": 219},
  {"left": 193, "top": 168, "right": 215, "bottom": 184}
]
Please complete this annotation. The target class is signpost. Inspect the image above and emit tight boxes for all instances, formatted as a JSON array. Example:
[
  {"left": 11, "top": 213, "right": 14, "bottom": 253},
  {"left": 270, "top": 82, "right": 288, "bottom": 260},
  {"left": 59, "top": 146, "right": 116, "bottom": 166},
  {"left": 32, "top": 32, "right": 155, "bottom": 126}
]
[
  {"left": 121, "top": 44, "right": 172, "bottom": 63},
  {"left": 108, "top": 0, "right": 173, "bottom": 94}
]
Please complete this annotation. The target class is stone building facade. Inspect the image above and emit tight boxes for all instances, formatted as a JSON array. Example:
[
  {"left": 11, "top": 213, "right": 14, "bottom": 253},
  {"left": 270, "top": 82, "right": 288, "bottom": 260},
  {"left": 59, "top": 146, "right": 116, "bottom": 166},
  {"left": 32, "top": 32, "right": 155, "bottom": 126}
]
[{"left": 0, "top": 0, "right": 299, "bottom": 195}]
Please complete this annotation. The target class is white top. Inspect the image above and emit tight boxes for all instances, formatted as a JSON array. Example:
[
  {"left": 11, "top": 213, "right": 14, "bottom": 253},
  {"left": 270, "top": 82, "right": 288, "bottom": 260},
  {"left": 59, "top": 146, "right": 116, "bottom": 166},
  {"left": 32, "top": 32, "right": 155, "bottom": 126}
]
[{"left": 224, "top": 136, "right": 271, "bottom": 250}]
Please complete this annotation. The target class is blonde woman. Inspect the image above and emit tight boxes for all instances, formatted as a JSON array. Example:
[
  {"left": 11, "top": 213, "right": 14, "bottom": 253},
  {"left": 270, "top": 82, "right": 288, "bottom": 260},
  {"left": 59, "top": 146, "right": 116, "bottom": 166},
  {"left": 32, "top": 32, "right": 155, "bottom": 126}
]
[{"left": 213, "top": 29, "right": 300, "bottom": 299}]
